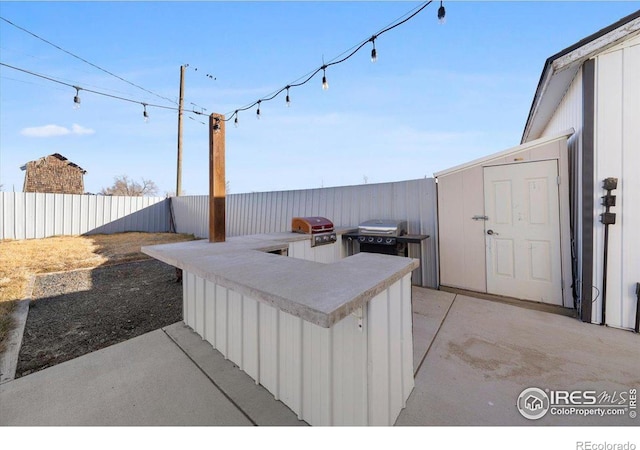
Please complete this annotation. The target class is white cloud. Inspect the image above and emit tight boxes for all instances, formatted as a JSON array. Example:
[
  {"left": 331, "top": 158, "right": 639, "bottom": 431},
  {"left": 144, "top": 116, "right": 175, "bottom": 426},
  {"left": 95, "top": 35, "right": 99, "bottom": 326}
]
[
  {"left": 71, "top": 124, "right": 95, "bottom": 135},
  {"left": 21, "top": 124, "right": 70, "bottom": 138},
  {"left": 20, "top": 124, "right": 95, "bottom": 138}
]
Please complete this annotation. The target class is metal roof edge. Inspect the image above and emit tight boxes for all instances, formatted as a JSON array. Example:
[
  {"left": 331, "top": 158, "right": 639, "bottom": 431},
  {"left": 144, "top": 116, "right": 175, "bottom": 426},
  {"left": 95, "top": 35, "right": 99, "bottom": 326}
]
[
  {"left": 434, "top": 128, "right": 574, "bottom": 178},
  {"left": 521, "top": 10, "right": 640, "bottom": 144}
]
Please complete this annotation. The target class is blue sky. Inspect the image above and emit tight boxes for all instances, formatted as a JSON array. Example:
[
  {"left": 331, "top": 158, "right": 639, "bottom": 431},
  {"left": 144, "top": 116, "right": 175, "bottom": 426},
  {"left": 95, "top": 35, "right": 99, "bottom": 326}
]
[{"left": 1, "top": 1, "right": 639, "bottom": 196}]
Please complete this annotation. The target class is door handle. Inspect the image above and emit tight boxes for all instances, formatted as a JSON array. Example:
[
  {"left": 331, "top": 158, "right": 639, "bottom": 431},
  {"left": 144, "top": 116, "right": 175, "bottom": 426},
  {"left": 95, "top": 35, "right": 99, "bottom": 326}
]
[{"left": 487, "top": 229, "right": 498, "bottom": 235}]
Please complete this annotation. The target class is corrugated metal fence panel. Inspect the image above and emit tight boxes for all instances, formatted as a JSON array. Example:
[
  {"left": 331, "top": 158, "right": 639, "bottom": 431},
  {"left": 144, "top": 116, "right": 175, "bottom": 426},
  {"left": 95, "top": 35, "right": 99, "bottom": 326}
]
[
  {"left": 171, "top": 178, "right": 438, "bottom": 287},
  {"left": 0, "top": 192, "right": 170, "bottom": 240}
]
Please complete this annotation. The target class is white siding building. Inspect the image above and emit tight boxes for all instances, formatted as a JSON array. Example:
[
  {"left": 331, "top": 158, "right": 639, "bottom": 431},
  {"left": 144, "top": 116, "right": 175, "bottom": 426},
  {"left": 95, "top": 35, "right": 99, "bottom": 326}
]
[
  {"left": 522, "top": 11, "right": 640, "bottom": 329},
  {"left": 435, "top": 10, "right": 639, "bottom": 331}
]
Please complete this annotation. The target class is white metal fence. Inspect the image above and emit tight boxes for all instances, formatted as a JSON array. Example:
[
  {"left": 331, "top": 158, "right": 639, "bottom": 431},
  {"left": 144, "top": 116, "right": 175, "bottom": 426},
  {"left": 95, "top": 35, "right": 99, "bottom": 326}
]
[
  {"left": 1, "top": 179, "right": 439, "bottom": 287},
  {"left": 172, "top": 178, "right": 439, "bottom": 287},
  {"left": 0, "top": 192, "right": 170, "bottom": 240}
]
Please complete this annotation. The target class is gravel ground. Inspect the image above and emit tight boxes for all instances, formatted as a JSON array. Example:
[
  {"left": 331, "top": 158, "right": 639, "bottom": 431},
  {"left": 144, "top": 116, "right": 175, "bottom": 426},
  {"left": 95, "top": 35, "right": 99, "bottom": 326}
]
[{"left": 16, "top": 259, "right": 182, "bottom": 378}]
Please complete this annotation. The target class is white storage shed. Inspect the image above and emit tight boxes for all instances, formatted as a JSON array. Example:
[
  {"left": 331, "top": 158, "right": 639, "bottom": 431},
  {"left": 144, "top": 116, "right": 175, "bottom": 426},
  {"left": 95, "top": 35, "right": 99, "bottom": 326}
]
[
  {"left": 435, "top": 130, "right": 574, "bottom": 309},
  {"left": 436, "top": 10, "right": 640, "bottom": 330}
]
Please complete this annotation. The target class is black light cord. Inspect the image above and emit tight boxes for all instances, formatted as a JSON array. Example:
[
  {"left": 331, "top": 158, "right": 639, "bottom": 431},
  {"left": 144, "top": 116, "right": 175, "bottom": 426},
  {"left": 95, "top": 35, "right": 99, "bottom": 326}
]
[{"left": 224, "top": 1, "right": 434, "bottom": 123}]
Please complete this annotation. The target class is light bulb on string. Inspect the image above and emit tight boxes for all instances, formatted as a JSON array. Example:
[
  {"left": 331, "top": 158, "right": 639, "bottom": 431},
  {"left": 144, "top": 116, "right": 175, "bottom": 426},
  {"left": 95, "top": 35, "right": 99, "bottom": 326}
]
[
  {"left": 256, "top": 100, "right": 261, "bottom": 119},
  {"left": 438, "top": 1, "right": 446, "bottom": 24},
  {"left": 142, "top": 104, "right": 149, "bottom": 123},
  {"left": 73, "top": 86, "right": 81, "bottom": 109},
  {"left": 321, "top": 66, "right": 329, "bottom": 91},
  {"left": 234, "top": 111, "right": 239, "bottom": 128},
  {"left": 370, "top": 36, "right": 378, "bottom": 63},
  {"left": 285, "top": 86, "right": 291, "bottom": 107}
]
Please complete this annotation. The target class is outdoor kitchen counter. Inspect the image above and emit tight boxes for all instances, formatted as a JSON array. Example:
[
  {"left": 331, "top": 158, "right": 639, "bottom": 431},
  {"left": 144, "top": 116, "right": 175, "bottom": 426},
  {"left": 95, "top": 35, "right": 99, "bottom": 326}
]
[
  {"left": 142, "top": 232, "right": 419, "bottom": 328},
  {"left": 143, "top": 231, "right": 417, "bottom": 425}
]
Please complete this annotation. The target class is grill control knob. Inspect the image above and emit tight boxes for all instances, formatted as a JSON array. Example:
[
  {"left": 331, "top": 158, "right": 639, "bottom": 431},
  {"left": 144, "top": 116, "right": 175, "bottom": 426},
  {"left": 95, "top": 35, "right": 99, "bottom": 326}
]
[
  {"left": 358, "top": 236, "right": 366, "bottom": 243},
  {"left": 386, "top": 238, "right": 394, "bottom": 244},
  {"left": 368, "top": 237, "right": 375, "bottom": 243},
  {"left": 376, "top": 237, "right": 383, "bottom": 243}
]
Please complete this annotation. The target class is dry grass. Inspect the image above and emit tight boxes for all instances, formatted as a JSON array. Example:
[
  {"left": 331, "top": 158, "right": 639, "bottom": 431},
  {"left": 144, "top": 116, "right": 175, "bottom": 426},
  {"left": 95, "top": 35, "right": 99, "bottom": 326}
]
[{"left": 0, "top": 232, "right": 195, "bottom": 353}]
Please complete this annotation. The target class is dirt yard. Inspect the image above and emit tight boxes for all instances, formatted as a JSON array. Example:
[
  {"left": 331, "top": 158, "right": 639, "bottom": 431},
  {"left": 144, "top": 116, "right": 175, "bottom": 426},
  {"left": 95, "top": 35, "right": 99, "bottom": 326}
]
[
  {"left": 16, "top": 259, "right": 182, "bottom": 377},
  {"left": 0, "top": 232, "right": 194, "bottom": 356}
]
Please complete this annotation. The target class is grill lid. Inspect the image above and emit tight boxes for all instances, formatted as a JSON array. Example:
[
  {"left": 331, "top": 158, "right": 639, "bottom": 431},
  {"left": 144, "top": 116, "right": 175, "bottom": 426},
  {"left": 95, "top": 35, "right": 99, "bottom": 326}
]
[
  {"left": 358, "top": 219, "right": 407, "bottom": 236},
  {"left": 292, "top": 216, "right": 334, "bottom": 234}
]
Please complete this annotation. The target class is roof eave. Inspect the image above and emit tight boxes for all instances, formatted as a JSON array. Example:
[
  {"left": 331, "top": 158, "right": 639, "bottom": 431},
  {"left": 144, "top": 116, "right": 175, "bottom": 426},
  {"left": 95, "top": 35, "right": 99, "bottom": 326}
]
[{"left": 521, "top": 11, "right": 640, "bottom": 144}]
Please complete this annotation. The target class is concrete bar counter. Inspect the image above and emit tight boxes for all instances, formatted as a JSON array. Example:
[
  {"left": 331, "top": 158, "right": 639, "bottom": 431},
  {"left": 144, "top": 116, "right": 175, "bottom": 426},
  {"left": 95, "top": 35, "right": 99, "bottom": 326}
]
[{"left": 142, "top": 231, "right": 419, "bottom": 426}]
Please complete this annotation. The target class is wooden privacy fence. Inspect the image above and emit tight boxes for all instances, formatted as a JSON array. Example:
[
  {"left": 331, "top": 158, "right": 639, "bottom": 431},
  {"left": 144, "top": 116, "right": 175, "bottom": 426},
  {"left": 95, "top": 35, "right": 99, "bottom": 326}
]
[{"left": 0, "top": 192, "right": 170, "bottom": 240}]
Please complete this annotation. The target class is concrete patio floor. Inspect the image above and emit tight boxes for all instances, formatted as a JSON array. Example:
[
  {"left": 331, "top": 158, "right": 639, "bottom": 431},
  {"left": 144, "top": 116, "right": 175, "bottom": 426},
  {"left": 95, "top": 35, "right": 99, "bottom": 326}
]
[{"left": 1, "top": 287, "right": 638, "bottom": 426}]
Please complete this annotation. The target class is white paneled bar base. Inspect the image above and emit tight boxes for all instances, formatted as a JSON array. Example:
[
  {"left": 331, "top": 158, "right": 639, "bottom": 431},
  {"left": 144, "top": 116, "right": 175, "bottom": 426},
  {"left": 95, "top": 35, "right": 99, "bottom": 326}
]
[
  {"left": 183, "top": 270, "right": 414, "bottom": 426},
  {"left": 142, "top": 232, "right": 418, "bottom": 426}
]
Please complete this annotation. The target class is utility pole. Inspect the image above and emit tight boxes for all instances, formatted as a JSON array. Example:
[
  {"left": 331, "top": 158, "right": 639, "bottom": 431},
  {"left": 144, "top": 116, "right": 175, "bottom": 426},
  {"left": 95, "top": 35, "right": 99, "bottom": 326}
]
[
  {"left": 209, "top": 113, "right": 226, "bottom": 242},
  {"left": 176, "top": 65, "right": 186, "bottom": 196}
]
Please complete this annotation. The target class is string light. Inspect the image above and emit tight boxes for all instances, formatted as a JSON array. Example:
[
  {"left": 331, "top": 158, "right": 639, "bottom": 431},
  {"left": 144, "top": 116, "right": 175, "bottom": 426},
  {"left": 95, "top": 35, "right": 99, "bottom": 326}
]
[
  {"left": 370, "top": 36, "right": 378, "bottom": 63},
  {"left": 5, "top": 2, "right": 440, "bottom": 130},
  {"left": 321, "top": 66, "right": 329, "bottom": 90},
  {"left": 0, "top": 63, "right": 208, "bottom": 122},
  {"left": 223, "top": 1, "right": 434, "bottom": 126},
  {"left": 142, "top": 103, "right": 149, "bottom": 123},
  {"left": 73, "top": 86, "right": 81, "bottom": 109},
  {"left": 438, "top": 1, "right": 446, "bottom": 24}
]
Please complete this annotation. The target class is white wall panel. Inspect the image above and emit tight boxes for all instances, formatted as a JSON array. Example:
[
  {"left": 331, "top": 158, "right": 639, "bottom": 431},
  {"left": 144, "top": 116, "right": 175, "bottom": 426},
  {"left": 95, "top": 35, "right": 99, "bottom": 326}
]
[
  {"left": 204, "top": 280, "right": 216, "bottom": 345},
  {"left": 242, "top": 296, "right": 259, "bottom": 381},
  {"left": 258, "top": 302, "right": 279, "bottom": 398},
  {"left": 593, "top": 37, "right": 640, "bottom": 329},
  {"left": 214, "top": 284, "right": 228, "bottom": 358}
]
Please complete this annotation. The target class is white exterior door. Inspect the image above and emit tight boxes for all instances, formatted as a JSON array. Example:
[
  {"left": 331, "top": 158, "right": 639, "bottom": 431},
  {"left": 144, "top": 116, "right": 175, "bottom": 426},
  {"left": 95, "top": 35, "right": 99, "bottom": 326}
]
[{"left": 484, "top": 160, "right": 563, "bottom": 305}]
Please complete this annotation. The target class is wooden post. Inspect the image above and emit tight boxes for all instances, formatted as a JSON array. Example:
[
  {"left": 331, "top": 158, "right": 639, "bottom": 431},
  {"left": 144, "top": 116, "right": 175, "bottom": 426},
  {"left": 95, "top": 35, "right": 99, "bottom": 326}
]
[
  {"left": 176, "top": 65, "right": 185, "bottom": 196},
  {"left": 209, "top": 113, "right": 226, "bottom": 242}
]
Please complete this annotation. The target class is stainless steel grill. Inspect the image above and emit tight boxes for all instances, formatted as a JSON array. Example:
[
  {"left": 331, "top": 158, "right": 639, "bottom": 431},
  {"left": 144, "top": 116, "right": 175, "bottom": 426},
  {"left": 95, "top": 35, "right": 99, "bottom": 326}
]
[{"left": 348, "top": 219, "right": 409, "bottom": 256}]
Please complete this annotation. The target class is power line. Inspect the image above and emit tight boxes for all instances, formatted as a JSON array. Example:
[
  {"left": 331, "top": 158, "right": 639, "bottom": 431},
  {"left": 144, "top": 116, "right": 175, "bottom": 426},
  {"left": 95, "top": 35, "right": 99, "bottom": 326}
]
[
  {"left": 225, "top": 1, "right": 436, "bottom": 125},
  {"left": 0, "top": 16, "right": 177, "bottom": 106},
  {"left": 0, "top": 62, "right": 208, "bottom": 120}
]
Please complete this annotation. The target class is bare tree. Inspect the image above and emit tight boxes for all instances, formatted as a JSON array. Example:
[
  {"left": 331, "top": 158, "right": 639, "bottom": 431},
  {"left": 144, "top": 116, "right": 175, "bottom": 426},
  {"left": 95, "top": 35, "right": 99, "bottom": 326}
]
[{"left": 100, "top": 175, "right": 159, "bottom": 197}]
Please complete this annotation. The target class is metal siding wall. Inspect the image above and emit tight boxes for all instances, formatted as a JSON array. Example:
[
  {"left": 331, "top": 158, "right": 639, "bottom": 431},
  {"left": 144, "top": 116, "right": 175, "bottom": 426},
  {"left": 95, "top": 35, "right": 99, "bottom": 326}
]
[
  {"left": 540, "top": 70, "right": 584, "bottom": 305},
  {"left": 331, "top": 307, "right": 368, "bottom": 425},
  {"left": 593, "top": 40, "right": 640, "bottom": 330},
  {"left": 172, "top": 178, "right": 438, "bottom": 287},
  {"left": 620, "top": 41, "right": 640, "bottom": 331},
  {"left": 204, "top": 280, "right": 216, "bottom": 345},
  {"left": 400, "top": 274, "right": 414, "bottom": 404},
  {"left": 367, "top": 290, "right": 390, "bottom": 425},
  {"left": 182, "top": 269, "right": 413, "bottom": 425},
  {"left": 258, "top": 302, "right": 280, "bottom": 399},
  {"left": 0, "top": 192, "right": 170, "bottom": 240}
]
